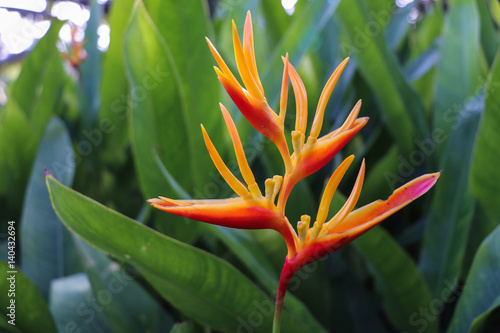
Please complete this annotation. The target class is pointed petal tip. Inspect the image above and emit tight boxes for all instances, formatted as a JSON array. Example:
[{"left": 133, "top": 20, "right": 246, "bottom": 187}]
[{"left": 44, "top": 167, "right": 51, "bottom": 177}]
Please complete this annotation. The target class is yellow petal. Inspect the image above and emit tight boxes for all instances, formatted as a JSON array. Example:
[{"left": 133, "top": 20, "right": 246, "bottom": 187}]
[
  {"left": 232, "top": 21, "right": 265, "bottom": 100},
  {"left": 201, "top": 124, "right": 250, "bottom": 198},
  {"left": 286, "top": 59, "right": 308, "bottom": 134},
  {"left": 243, "top": 11, "right": 265, "bottom": 96},
  {"left": 310, "top": 58, "right": 349, "bottom": 139},
  {"left": 316, "top": 155, "right": 355, "bottom": 227}
]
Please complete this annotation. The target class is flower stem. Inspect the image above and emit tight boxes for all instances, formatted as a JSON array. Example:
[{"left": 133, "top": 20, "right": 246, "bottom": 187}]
[{"left": 273, "top": 260, "right": 295, "bottom": 333}]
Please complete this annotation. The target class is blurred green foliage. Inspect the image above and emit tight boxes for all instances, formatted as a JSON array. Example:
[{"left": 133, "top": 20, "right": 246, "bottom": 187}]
[{"left": 1, "top": 0, "right": 500, "bottom": 332}]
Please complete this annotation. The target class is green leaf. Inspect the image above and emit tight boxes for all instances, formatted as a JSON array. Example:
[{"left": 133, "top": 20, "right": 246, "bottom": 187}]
[
  {"left": 143, "top": 0, "right": 223, "bottom": 189},
  {"left": 49, "top": 273, "right": 111, "bottom": 333},
  {"left": 336, "top": 0, "right": 429, "bottom": 155},
  {"left": 124, "top": 1, "right": 193, "bottom": 198},
  {"left": 0, "top": 21, "right": 65, "bottom": 208},
  {"left": 470, "top": 51, "right": 500, "bottom": 220},
  {"left": 352, "top": 227, "right": 438, "bottom": 333},
  {"left": 20, "top": 117, "right": 76, "bottom": 299},
  {"left": 46, "top": 175, "right": 325, "bottom": 332},
  {"left": 447, "top": 224, "right": 500, "bottom": 333},
  {"left": 432, "top": 0, "right": 482, "bottom": 155},
  {"left": 477, "top": 0, "right": 500, "bottom": 66},
  {"left": 98, "top": 0, "right": 136, "bottom": 165},
  {"left": 0, "top": 260, "right": 58, "bottom": 333},
  {"left": 0, "top": 100, "right": 36, "bottom": 210},
  {"left": 80, "top": 0, "right": 103, "bottom": 127},
  {"left": 73, "top": 238, "right": 174, "bottom": 332},
  {"left": 420, "top": 95, "right": 481, "bottom": 296}
]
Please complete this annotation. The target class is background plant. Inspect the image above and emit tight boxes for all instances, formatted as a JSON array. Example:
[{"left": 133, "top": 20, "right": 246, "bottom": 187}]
[{"left": 1, "top": 0, "right": 500, "bottom": 332}]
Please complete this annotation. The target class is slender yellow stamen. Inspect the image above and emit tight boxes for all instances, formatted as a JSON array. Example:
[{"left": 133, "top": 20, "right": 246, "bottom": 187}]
[
  {"left": 248, "top": 183, "right": 262, "bottom": 199},
  {"left": 201, "top": 125, "right": 250, "bottom": 198},
  {"left": 291, "top": 131, "right": 305, "bottom": 157},
  {"left": 309, "top": 58, "right": 349, "bottom": 139},
  {"left": 232, "top": 21, "right": 265, "bottom": 100},
  {"left": 322, "top": 159, "right": 366, "bottom": 235},
  {"left": 243, "top": 11, "right": 264, "bottom": 96},
  {"left": 279, "top": 53, "right": 289, "bottom": 126},
  {"left": 309, "top": 221, "right": 322, "bottom": 241},
  {"left": 206, "top": 37, "right": 240, "bottom": 88},
  {"left": 316, "top": 155, "right": 355, "bottom": 227},
  {"left": 297, "top": 215, "right": 311, "bottom": 246},
  {"left": 285, "top": 58, "right": 308, "bottom": 134},
  {"left": 271, "top": 175, "right": 283, "bottom": 203},
  {"left": 265, "top": 178, "right": 276, "bottom": 204},
  {"left": 219, "top": 103, "right": 261, "bottom": 198}
]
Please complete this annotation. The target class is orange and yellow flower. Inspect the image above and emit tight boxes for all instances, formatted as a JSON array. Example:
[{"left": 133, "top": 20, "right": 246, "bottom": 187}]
[{"left": 148, "top": 11, "right": 439, "bottom": 332}]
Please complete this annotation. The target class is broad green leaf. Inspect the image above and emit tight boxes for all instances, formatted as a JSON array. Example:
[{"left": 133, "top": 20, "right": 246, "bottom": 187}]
[
  {"left": 336, "top": 0, "right": 429, "bottom": 155},
  {"left": 74, "top": 238, "right": 173, "bottom": 332},
  {"left": 98, "top": 0, "right": 135, "bottom": 165},
  {"left": 46, "top": 175, "right": 326, "bottom": 332},
  {"left": 49, "top": 273, "right": 111, "bottom": 333},
  {"left": 420, "top": 96, "right": 481, "bottom": 296},
  {"left": 124, "top": 1, "right": 193, "bottom": 198},
  {"left": 385, "top": 2, "right": 416, "bottom": 51},
  {"left": 0, "top": 260, "right": 57, "bottom": 333},
  {"left": 470, "top": 51, "right": 500, "bottom": 220},
  {"left": 447, "top": 224, "right": 500, "bottom": 333},
  {"left": 20, "top": 118, "right": 76, "bottom": 299},
  {"left": 0, "top": 100, "right": 36, "bottom": 212},
  {"left": 143, "top": 0, "right": 222, "bottom": 189},
  {"left": 432, "top": 0, "right": 481, "bottom": 155},
  {"left": 352, "top": 227, "right": 438, "bottom": 333},
  {"left": 0, "top": 21, "right": 65, "bottom": 209},
  {"left": 477, "top": 0, "right": 500, "bottom": 66}
]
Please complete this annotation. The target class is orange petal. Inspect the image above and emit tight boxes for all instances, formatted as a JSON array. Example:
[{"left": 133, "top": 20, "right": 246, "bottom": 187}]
[
  {"left": 218, "top": 73, "right": 292, "bottom": 170},
  {"left": 201, "top": 125, "right": 250, "bottom": 198},
  {"left": 148, "top": 197, "right": 282, "bottom": 230},
  {"left": 310, "top": 58, "right": 349, "bottom": 139},
  {"left": 279, "top": 53, "right": 289, "bottom": 125},
  {"left": 316, "top": 155, "right": 355, "bottom": 227},
  {"left": 286, "top": 59, "right": 308, "bottom": 134},
  {"left": 243, "top": 11, "right": 264, "bottom": 96},
  {"left": 232, "top": 21, "right": 264, "bottom": 100},
  {"left": 206, "top": 37, "right": 240, "bottom": 88},
  {"left": 219, "top": 103, "right": 261, "bottom": 197},
  {"left": 149, "top": 196, "right": 298, "bottom": 258},
  {"left": 329, "top": 172, "right": 441, "bottom": 234}
]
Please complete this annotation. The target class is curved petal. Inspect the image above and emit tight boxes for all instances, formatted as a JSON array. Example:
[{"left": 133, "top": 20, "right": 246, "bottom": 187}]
[
  {"left": 330, "top": 172, "right": 441, "bottom": 234},
  {"left": 148, "top": 197, "right": 283, "bottom": 230}
]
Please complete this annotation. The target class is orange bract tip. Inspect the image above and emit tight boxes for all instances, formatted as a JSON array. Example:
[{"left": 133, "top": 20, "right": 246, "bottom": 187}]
[
  {"left": 310, "top": 58, "right": 350, "bottom": 139},
  {"left": 286, "top": 61, "right": 308, "bottom": 134}
]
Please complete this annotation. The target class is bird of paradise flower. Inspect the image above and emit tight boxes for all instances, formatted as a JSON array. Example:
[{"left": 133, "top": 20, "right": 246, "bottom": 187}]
[{"left": 149, "top": 12, "right": 439, "bottom": 332}]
